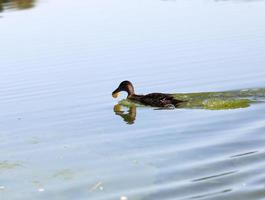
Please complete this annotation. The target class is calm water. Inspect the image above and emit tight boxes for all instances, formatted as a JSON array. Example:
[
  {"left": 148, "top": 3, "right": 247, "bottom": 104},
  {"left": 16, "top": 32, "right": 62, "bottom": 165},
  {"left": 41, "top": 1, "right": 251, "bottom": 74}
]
[{"left": 1, "top": 0, "right": 265, "bottom": 199}]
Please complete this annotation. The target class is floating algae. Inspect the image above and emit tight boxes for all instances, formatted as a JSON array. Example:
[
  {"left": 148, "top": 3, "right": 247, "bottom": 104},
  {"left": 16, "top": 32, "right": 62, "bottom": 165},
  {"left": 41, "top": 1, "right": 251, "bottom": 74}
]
[
  {"left": 0, "top": 161, "right": 21, "bottom": 170},
  {"left": 53, "top": 169, "right": 75, "bottom": 181},
  {"left": 118, "top": 88, "right": 265, "bottom": 110},
  {"left": 118, "top": 99, "right": 144, "bottom": 108},
  {"left": 172, "top": 88, "right": 265, "bottom": 101},
  {"left": 201, "top": 99, "right": 251, "bottom": 110}
]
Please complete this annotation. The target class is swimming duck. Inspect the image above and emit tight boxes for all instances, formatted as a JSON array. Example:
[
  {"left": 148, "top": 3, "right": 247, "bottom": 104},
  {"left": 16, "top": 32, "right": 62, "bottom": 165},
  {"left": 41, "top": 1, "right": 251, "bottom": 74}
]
[{"left": 112, "top": 80, "right": 185, "bottom": 108}]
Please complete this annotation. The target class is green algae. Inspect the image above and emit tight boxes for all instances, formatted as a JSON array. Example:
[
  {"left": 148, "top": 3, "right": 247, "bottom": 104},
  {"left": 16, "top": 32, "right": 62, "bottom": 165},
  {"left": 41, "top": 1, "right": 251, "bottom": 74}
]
[
  {"left": 118, "top": 88, "right": 265, "bottom": 110},
  {"left": 0, "top": 161, "right": 21, "bottom": 170},
  {"left": 53, "top": 169, "right": 75, "bottom": 181},
  {"left": 28, "top": 137, "right": 40, "bottom": 144},
  {"left": 201, "top": 99, "right": 251, "bottom": 110},
  {"left": 119, "top": 99, "right": 145, "bottom": 108},
  {"left": 172, "top": 88, "right": 265, "bottom": 101}
]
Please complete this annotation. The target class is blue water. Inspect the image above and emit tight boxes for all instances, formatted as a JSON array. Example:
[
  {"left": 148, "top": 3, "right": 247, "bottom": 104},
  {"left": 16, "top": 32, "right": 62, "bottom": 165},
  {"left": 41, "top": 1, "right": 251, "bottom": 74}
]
[{"left": 1, "top": 0, "right": 265, "bottom": 199}]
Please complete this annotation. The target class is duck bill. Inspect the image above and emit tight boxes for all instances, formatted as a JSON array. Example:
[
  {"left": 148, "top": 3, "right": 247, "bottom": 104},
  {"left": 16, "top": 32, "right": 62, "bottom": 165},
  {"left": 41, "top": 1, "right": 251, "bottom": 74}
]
[{"left": 112, "top": 88, "right": 120, "bottom": 98}]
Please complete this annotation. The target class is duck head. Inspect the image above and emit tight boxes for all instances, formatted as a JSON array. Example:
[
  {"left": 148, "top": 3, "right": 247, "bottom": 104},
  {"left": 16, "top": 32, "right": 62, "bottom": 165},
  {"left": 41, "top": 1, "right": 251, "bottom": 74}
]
[{"left": 112, "top": 80, "right": 135, "bottom": 98}]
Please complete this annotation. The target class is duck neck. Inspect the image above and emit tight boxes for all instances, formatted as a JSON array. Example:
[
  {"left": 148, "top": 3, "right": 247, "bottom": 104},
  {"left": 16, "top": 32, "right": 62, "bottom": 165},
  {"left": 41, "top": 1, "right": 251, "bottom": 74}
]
[{"left": 126, "top": 85, "right": 135, "bottom": 97}]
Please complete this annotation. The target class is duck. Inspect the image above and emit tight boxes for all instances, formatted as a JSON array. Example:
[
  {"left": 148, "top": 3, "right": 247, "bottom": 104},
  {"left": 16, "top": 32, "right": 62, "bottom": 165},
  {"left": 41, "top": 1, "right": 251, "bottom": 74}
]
[{"left": 112, "top": 80, "right": 185, "bottom": 108}]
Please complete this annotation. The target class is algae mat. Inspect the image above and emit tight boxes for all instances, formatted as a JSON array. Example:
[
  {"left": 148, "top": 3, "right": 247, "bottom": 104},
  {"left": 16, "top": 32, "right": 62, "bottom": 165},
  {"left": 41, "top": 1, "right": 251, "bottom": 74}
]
[{"left": 118, "top": 88, "right": 265, "bottom": 110}]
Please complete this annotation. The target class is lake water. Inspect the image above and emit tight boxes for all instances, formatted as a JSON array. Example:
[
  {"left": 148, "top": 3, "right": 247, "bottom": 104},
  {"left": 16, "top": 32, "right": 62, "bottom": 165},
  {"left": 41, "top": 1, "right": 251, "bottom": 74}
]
[{"left": 1, "top": 0, "right": 265, "bottom": 199}]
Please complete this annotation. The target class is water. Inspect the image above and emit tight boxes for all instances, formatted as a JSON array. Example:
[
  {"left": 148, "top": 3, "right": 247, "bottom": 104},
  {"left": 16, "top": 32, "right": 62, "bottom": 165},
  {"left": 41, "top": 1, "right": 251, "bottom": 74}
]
[{"left": 1, "top": 0, "right": 265, "bottom": 199}]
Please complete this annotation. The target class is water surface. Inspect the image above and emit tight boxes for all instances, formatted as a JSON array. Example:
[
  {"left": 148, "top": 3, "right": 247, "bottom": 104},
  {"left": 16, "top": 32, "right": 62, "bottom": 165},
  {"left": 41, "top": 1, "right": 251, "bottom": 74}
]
[{"left": 1, "top": 0, "right": 265, "bottom": 199}]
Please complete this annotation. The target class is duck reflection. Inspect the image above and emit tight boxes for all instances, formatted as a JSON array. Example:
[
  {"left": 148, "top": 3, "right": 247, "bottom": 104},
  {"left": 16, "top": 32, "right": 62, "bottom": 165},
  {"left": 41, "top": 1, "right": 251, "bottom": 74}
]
[
  {"left": 0, "top": 0, "right": 36, "bottom": 12},
  {"left": 113, "top": 104, "right": 136, "bottom": 125}
]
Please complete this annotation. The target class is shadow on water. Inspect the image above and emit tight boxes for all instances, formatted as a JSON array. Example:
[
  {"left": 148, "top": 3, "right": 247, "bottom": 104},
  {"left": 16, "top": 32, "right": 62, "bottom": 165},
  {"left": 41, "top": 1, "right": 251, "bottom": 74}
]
[{"left": 0, "top": 0, "right": 36, "bottom": 12}]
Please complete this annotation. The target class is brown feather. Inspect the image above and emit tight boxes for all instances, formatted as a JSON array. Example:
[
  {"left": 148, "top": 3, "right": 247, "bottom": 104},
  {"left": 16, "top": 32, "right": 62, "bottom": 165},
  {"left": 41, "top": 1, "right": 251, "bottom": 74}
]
[{"left": 129, "top": 93, "right": 184, "bottom": 107}]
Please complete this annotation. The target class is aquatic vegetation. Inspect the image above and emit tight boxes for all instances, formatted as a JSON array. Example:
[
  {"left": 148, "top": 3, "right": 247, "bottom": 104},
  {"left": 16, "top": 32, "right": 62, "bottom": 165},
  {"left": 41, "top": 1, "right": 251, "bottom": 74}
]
[
  {"left": 119, "top": 99, "right": 144, "bottom": 108},
  {"left": 0, "top": 161, "right": 21, "bottom": 170},
  {"left": 53, "top": 169, "right": 75, "bottom": 181},
  {"left": 0, "top": 0, "right": 36, "bottom": 12},
  {"left": 202, "top": 99, "right": 251, "bottom": 110},
  {"left": 118, "top": 88, "right": 265, "bottom": 110},
  {"left": 172, "top": 88, "right": 265, "bottom": 101},
  {"left": 28, "top": 137, "right": 40, "bottom": 144}
]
